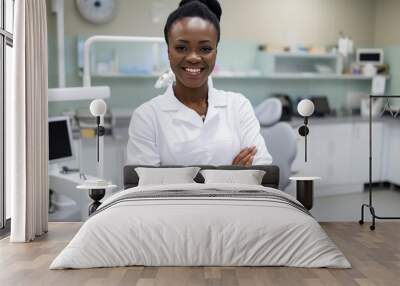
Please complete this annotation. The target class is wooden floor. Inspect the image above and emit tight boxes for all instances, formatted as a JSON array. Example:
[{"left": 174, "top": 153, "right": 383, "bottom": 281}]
[{"left": 0, "top": 222, "right": 399, "bottom": 286}]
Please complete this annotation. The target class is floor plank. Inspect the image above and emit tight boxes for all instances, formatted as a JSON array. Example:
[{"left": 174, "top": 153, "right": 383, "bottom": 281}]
[{"left": 0, "top": 222, "right": 399, "bottom": 286}]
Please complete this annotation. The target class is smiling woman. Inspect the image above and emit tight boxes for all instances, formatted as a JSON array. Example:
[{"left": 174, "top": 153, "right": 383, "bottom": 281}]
[
  {"left": 168, "top": 17, "right": 216, "bottom": 88},
  {"left": 126, "top": 0, "right": 273, "bottom": 167},
  {"left": 168, "top": 16, "right": 217, "bottom": 115}
]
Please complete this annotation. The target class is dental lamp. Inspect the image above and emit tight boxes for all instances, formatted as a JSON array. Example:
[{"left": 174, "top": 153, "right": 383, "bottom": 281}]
[
  {"left": 297, "top": 99, "right": 315, "bottom": 162},
  {"left": 90, "top": 99, "right": 107, "bottom": 163}
]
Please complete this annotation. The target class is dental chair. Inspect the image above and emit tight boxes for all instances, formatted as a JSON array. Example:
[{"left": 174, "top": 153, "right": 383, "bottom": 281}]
[{"left": 255, "top": 98, "right": 297, "bottom": 190}]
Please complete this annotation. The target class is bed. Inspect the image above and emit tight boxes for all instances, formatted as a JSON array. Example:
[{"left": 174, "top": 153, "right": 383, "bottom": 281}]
[{"left": 50, "top": 165, "right": 350, "bottom": 269}]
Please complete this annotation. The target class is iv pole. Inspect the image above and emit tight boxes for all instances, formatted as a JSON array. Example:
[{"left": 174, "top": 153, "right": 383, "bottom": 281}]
[{"left": 359, "top": 94, "right": 400, "bottom": 230}]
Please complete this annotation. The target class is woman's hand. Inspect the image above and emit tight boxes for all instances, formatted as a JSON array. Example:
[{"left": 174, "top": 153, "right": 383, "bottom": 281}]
[{"left": 232, "top": 146, "right": 257, "bottom": 166}]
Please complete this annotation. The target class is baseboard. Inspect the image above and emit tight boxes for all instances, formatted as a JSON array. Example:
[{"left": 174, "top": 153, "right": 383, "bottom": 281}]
[
  {"left": 363, "top": 181, "right": 400, "bottom": 190},
  {"left": 0, "top": 218, "right": 11, "bottom": 239}
]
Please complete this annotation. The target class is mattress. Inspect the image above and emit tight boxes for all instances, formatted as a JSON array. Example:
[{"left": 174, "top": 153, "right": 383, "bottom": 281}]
[{"left": 50, "top": 183, "right": 351, "bottom": 269}]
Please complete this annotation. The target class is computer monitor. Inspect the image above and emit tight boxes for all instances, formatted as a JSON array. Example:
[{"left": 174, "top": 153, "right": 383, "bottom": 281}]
[{"left": 49, "top": 116, "right": 75, "bottom": 164}]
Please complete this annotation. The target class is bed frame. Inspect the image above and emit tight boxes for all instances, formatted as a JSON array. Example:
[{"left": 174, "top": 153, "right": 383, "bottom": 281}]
[{"left": 123, "top": 165, "right": 280, "bottom": 189}]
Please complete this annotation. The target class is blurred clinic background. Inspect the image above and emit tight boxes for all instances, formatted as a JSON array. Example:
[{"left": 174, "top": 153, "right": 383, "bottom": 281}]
[{"left": 43, "top": 0, "right": 400, "bottom": 222}]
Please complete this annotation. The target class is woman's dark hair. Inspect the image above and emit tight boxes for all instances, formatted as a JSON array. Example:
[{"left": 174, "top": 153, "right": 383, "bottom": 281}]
[{"left": 164, "top": 0, "right": 222, "bottom": 45}]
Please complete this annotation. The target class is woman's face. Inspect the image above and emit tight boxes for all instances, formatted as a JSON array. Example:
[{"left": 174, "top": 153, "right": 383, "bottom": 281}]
[{"left": 168, "top": 17, "right": 218, "bottom": 89}]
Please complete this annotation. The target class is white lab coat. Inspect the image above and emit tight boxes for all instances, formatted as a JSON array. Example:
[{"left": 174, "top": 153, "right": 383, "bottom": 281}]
[{"left": 127, "top": 85, "right": 273, "bottom": 166}]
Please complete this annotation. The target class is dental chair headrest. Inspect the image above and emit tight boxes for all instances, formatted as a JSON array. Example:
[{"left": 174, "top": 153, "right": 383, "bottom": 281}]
[{"left": 254, "top": 98, "right": 282, "bottom": 127}]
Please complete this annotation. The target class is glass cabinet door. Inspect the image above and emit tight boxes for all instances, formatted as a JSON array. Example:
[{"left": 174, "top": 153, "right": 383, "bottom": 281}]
[{"left": 0, "top": 37, "right": 3, "bottom": 229}]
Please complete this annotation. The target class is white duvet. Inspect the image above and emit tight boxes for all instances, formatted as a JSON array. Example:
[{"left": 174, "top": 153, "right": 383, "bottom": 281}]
[{"left": 50, "top": 183, "right": 351, "bottom": 269}]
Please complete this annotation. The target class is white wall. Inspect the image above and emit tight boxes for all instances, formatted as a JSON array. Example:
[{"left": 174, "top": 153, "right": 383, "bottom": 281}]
[
  {"left": 53, "top": 0, "right": 377, "bottom": 47},
  {"left": 222, "top": 0, "right": 376, "bottom": 46},
  {"left": 62, "top": 0, "right": 179, "bottom": 37},
  {"left": 374, "top": 0, "right": 400, "bottom": 46}
]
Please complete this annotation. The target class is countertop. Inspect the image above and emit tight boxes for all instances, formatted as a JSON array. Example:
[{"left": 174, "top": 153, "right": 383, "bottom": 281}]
[
  {"left": 286, "top": 114, "right": 400, "bottom": 127},
  {"left": 72, "top": 113, "right": 400, "bottom": 139}
]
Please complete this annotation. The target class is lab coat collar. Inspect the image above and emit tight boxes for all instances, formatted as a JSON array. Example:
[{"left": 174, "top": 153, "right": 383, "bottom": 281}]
[
  {"left": 159, "top": 84, "right": 227, "bottom": 128},
  {"left": 160, "top": 84, "right": 227, "bottom": 111}
]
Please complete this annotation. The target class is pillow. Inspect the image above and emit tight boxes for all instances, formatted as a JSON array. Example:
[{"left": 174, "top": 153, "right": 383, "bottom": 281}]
[
  {"left": 135, "top": 167, "right": 201, "bottom": 186},
  {"left": 200, "top": 169, "right": 266, "bottom": 185}
]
